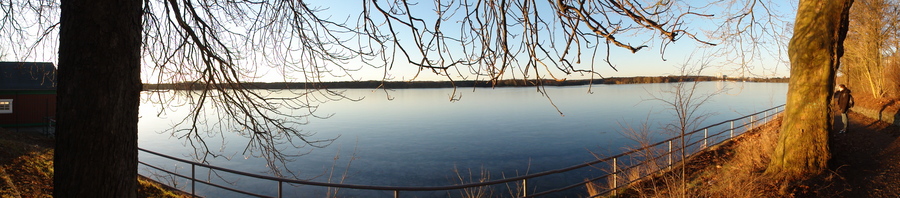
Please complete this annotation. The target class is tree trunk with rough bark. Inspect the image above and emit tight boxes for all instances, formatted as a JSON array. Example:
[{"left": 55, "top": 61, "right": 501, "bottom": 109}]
[
  {"left": 767, "top": 0, "right": 854, "bottom": 183},
  {"left": 53, "top": 0, "right": 143, "bottom": 197}
]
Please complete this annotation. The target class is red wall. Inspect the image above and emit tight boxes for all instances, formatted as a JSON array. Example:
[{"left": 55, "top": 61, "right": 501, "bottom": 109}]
[{"left": 0, "top": 93, "right": 56, "bottom": 126}]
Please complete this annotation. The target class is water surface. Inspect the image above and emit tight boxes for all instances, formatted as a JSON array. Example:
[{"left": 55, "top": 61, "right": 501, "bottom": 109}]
[{"left": 138, "top": 82, "right": 787, "bottom": 197}]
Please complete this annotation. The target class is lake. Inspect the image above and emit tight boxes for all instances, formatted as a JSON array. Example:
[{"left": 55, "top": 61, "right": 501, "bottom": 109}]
[{"left": 137, "top": 81, "right": 787, "bottom": 197}]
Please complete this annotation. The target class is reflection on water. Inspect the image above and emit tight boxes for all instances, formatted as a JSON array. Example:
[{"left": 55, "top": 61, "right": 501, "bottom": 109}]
[{"left": 138, "top": 82, "right": 787, "bottom": 197}]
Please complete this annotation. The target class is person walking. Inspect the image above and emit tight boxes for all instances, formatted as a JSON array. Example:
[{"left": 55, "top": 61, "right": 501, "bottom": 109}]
[{"left": 834, "top": 84, "right": 854, "bottom": 133}]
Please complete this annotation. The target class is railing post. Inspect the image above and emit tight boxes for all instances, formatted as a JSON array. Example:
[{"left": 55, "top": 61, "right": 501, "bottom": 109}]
[
  {"left": 730, "top": 121, "right": 734, "bottom": 138},
  {"left": 703, "top": 128, "right": 708, "bottom": 148},
  {"left": 277, "top": 181, "right": 282, "bottom": 198},
  {"left": 667, "top": 140, "right": 673, "bottom": 167},
  {"left": 612, "top": 157, "right": 618, "bottom": 196},
  {"left": 522, "top": 179, "right": 528, "bottom": 197},
  {"left": 394, "top": 190, "right": 399, "bottom": 198},
  {"left": 751, "top": 115, "right": 755, "bottom": 128},
  {"left": 191, "top": 164, "right": 196, "bottom": 197}
]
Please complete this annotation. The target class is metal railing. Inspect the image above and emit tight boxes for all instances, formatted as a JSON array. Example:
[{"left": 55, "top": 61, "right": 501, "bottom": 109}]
[
  {"left": 591, "top": 104, "right": 784, "bottom": 197},
  {"left": 138, "top": 104, "right": 785, "bottom": 197}
]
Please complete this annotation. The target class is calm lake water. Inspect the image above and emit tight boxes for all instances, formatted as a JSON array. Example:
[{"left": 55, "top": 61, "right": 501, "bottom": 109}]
[{"left": 137, "top": 82, "right": 787, "bottom": 197}]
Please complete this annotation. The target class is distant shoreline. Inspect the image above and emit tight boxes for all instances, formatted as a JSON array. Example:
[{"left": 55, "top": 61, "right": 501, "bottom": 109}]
[{"left": 142, "top": 76, "right": 788, "bottom": 90}]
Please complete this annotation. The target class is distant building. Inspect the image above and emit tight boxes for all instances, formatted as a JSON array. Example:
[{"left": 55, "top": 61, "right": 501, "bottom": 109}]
[{"left": 0, "top": 62, "right": 57, "bottom": 127}]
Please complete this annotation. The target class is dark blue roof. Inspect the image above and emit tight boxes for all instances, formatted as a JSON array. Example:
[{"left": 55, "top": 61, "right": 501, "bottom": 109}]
[{"left": 0, "top": 62, "right": 57, "bottom": 90}]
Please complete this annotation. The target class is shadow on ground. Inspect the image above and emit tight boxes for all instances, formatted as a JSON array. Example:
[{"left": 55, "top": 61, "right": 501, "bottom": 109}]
[{"left": 797, "top": 111, "right": 900, "bottom": 197}]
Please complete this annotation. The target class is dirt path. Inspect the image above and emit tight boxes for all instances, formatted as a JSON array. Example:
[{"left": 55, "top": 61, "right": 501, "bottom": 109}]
[{"left": 800, "top": 111, "right": 900, "bottom": 197}]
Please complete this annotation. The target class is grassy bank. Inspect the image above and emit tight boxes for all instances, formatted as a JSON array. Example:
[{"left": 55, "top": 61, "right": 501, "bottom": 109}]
[
  {"left": 0, "top": 128, "right": 188, "bottom": 198},
  {"left": 591, "top": 116, "right": 786, "bottom": 197}
]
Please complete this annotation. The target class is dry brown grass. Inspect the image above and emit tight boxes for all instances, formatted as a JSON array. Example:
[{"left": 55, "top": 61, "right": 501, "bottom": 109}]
[
  {"left": 693, "top": 117, "right": 781, "bottom": 197},
  {"left": 0, "top": 128, "right": 189, "bottom": 198},
  {"left": 0, "top": 128, "right": 54, "bottom": 197},
  {"left": 137, "top": 176, "right": 191, "bottom": 198},
  {"left": 589, "top": 116, "right": 785, "bottom": 198}
]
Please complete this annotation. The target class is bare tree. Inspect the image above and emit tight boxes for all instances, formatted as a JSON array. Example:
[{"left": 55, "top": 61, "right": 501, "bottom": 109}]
[
  {"left": 887, "top": 4, "right": 900, "bottom": 97},
  {"left": 596, "top": 62, "right": 724, "bottom": 196},
  {"left": 644, "top": 59, "right": 725, "bottom": 197},
  {"left": 842, "top": 0, "right": 898, "bottom": 99}
]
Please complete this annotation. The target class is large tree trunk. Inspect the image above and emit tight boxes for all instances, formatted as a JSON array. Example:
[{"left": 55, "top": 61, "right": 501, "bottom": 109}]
[
  {"left": 54, "top": 0, "right": 143, "bottom": 197},
  {"left": 766, "top": 0, "right": 853, "bottom": 182}
]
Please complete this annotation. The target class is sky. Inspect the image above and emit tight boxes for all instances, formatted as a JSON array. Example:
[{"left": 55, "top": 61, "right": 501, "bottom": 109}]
[
  {"left": 262, "top": 0, "right": 798, "bottom": 82},
  {"left": 0, "top": 0, "right": 798, "bottom": 83},
  {"left": 307, "top": 0, "right": 796, "bottom": 81}
]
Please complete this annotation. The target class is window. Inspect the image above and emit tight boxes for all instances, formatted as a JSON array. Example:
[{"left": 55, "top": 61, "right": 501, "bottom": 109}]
[{"left": 0, "top": 99, "right": 11, "bottom": 114}]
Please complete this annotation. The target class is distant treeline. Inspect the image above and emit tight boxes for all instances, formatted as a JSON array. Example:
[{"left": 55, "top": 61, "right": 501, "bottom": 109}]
[{"left": 142, "top": 76, "right": 788, "bottom": 90}]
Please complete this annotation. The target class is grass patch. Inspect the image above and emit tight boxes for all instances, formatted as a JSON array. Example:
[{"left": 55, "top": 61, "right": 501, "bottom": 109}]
[
  {"left": 0, "top": 128, "right": 188, "bottom": 198},
  {"left": 691, "top": 117, "right": 781, "bottom": 197},
  {"left": 138, "top": 176, "right": 190, "bottom": 198},
  {"left": 0, "top": 132, "right": 53, "bottom": 197}
]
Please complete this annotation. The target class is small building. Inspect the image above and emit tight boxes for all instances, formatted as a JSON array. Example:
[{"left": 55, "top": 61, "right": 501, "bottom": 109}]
[{"left": 0, "top": 62, "right": 57, "bottom": 127}]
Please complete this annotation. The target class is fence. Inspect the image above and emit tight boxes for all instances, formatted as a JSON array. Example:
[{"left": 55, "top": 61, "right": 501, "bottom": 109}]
[{"left": 138, "top": 104, "right": 785, "bottom": 197}]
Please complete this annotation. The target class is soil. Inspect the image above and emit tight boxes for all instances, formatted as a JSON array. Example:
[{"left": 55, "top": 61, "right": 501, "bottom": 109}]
[{"left": 795, "top": 109, "right": 900, "bottom": 197}]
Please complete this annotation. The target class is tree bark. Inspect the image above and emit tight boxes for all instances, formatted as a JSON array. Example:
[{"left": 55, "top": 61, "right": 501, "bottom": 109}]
[
  {"left": 766, "top": 0, "right": 853, "bottom": 182},
  {"left": 54, "top": 0, "right": 143, "bottom": 197}
]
